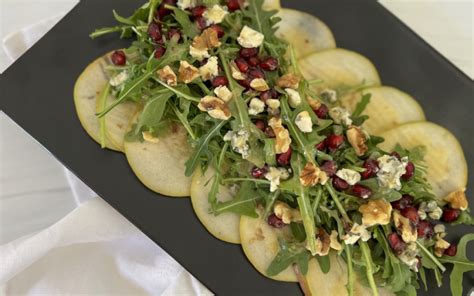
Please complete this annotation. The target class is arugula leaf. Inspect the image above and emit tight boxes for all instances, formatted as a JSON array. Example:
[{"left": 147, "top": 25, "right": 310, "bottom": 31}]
[
  {"left": 452, "top": 211, "right": 474, "bottom": 225},
  {"left": 352, "top": 93, "right": 371, "bottom": 117},
  {"left": 290, "top": 222, "right": 307, "bottom": 242},
  {"left": 131, "top": 90, "right": 174, "bottom": 136},
  {"left": 315, "top": 254, "right": 331, "bottom": 274},
  {"left": 438, "top": 233, "right": 474, "bottom": 296},
  {"left": 173, "top": 9, "right": 199, "bottom": 38},
  {"left": 264, "top": 190, "right": 279, "bottom": 219},
  {"left": 266, "top": 241, "right": 311, "bottom": 276},
  {"left": 243, "top": 0, "right": 279, "bottom": 39},
  {"left": 214, "top": 181, "right": 258, "bottom": 217}
]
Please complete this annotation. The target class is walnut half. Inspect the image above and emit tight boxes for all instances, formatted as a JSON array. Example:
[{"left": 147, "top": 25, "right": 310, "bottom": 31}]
[{"left": 346, "top": 125, "right": 368, "bottom": 156}]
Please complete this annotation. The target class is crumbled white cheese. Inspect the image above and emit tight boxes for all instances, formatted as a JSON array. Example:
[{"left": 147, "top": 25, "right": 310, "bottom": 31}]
[
  {"left": 320, "top": 88, "right": 338, "bottom": 102},
  {"left": 199, "top": 56, "right": 219, "bottom": 81},
  {"left": 434, "top": 224, "right": 446, "bottom": 234},
  {"left": 248, "top": 98, "right": 265, "bottom": 115},
  {"left": 285, "top": 88, "right": 301, "bottom": 107},
  {"left": 223, "top": 129, "right": 250, "bottom": 158},
  {"left": 342, "top": 223, "right": 371, "bottom": 245},
  {"left": 376, "top": 155, "right": 408, "bottom": 190},
  {"left": 329, "top": 107, "right": 352, "bottom": 126},
  {"left": 177, "top": 0, "right": 198, "bottom": 9},
  {"left": 189, "top": 45, "right": 210, "bottom": 61},
  {"left": 109, "top": 71, "right": 128, "bottom": 86},
  {"left": 429, "top": 206, "right": 443, "bottom": 220},
  {"left": 393, "top": 211, "right": 417, "bottom": 243},
  {"left": 434, "top": 237, "right": 450, "bottom": 257},
  {"left": 237, "top": 25, "right": 264, "bottom": 48},
  {"left": 266, "top": 99, "right": 280, "bottom": 110},
  {"left": 265, "top": 167, "right": 286, "bottom": 192},
  {"left": 295, "top": 111, "right": 313, "bottom": 133},
  {"left": 203, "top": 5, "right": 228, "bottom": 25},
  {"left": 335, "top": 168, "right": 361, "bottom": 185},
  {"left": 214, "top": 85, "right": 232, "bottom": 102},
  {"left": 398, "top": 242, "right": 420, "bottom": 272}
]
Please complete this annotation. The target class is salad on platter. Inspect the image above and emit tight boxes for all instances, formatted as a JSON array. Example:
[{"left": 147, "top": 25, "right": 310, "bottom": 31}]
[{"left": 73, "top": 0, "right": 474, "bottom": 295}]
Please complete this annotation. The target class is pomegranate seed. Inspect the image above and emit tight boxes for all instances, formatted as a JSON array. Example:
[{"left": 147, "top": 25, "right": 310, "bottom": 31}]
[
  {"left": 240, "top": 47, "right": 258, "bottom": 58},
  {"left": 277, "top": 147, "right": 292, "bottom": 166},
  {"left": 238, "top": 78, "right": 251, "bottom": 89},
  {"left": 326, "top": 134, "right": 345, "bottom": 150},
  {"left": 195, "top": 17, "right": 207, "bottom": 30},
  {"left": 210, "top": 24, "right": 225, "bottom": 38},
  {"left": 441, "top": 207, "right": 461, "bottom": 223},
  {"left": 314, "top": 104, "right": 329, "bottom": 119},
  {"left": 111, "top": 50, "right": 126, "bottom": 66},
  {"left": 387, "top": 232, "right": 406, "bottom": 255},
  {"left": 248, "top": 68, "right": 265, "bottom": 79},
  {"left": 391, "top": 194, "right": 414, "bottom": 210},
  {"left": 315, "top": 140, "right": 326, "bottom": 151},
  {"left": 390, "top": 151, "right": 401, "bottom": 160},
  {"left": 333, "top": 176, "right": 349, "bottom": 191},
  {"left": 265, "top": 127, "right": 275, "bottom": 138},
  {"left": 402, "top": 161, "right": 415, "bottom": 180},
  {"left": 167, "top": 28, "right": 181, "bottom": 42},
  {"left": 267, "top": 213, "right": 285, "bottom": 228},
  {"left": 251, "top": 167, "right": 267, "bottom": 179},
  {"left": 320, "top": 160, "right": 337, "bottom": 177},
  {"left": 361, "top": 159, "right": 379, "bottom": 179},
  {"left": 234, "top": 57, "right": 249, "bottom": 73},
  {"left": 351, "top": 184, "right": 372, "bottom": 198},
  {"left": 401, "top": 206, "right": 420, "bottom": 225},
  {"left": 211, "top": 76, "right": 228, "bottom": 87},
  {"left": 156, "top": 0, "right": 177, "bottom": 19},
  {"left": 154, "top": 46, "right": 166, "bottom": 59},
  {"left": 191, "top": 5, "right": 207, "bottom": 18},
  {"left": 260, "top": 89, "right": 279, "bottom": 103},
  {"left": 444, "top": 244, "right": 457, "bottom": 256},
  {"left": 148, "top": 22, "right": 162, "bottom": 43},
  {"left": 254, "top": 120, "right": 266, "bottom": 131},
  {"left": 247, "top": 56, "right": 260, "bottom": 67},
  {"left": 417, "top": 221, "right": 434, "bottom": 238},
  {"left": 260, "top": 57, "right": 279, "bottom": 71}
]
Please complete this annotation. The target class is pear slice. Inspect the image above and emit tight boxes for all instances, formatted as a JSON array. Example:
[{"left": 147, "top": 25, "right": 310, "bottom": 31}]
[
  {"left": 276, "top": 9, "right": 336, "bottom": 59},
  {"left": 299, "top": 48, "right": 381, "bottom": 93},
  {"left": 379, "top": 122, "right": 467, "bottom": 199},
  {"left": 124, "top": 120, "right": 193, "bottom": 197},
  {"left": 340, "top": 86, "right": 425, "bottom": 135},
  {"left": 240, "top": 209, "right": 298, "bottom": 282},
  {"left": 190, "top": 166, "right": 241, "bottom": 244},
  {"left": 73, "top": 53, "right": 120, "bottom": 151},
  {"left": 263, "top": 0, "right": 280, "bottom": 11}
]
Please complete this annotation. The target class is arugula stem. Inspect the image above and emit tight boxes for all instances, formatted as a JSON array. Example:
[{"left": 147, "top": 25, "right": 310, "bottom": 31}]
[
  {"left": 153, "top": 78, "right": 200, "bottom": 102},
  {"left": 196, "top": 80, "right": 212, "bottom": 95},
  {"left": 148, "top": 0, "right": 160, "bottom": 23},
  {"left": 264, "top": 190, "right": 280, "bottom": 219},
  {"left": 98, "top": 84, "right": 111, "bottom": 148},
  {"left": 169, "top": 104, "right": 196, "bottom": 140},
  {"left": 359, "top": 241, "right": 379, "bottom": 296},
  {"left": 289, "top": 44, "right": 301, "bottom": 76},
  {"left": 90, "top": 26, "right": 129, "bottom": 39},
  {"left": 209, "top": 142, "right": 229, "bottom": 207},
  {"left": 345, "top": 244, "right": 355, "bottom": 296},
  {"left": 312, "top": 187, "right": 322, "bottom": 216},
  {"left": 416, "top": 241, "right": 446, "bottom": 272},
  {"left": 222, "top": 178, "right": 270, "bottom": 185},
  {"left": 325, "top": 183, "right": 351, "bottom": 223}
]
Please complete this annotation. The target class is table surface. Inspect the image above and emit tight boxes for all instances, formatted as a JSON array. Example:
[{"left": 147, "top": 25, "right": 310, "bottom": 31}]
[{"left": 0, "top": 0, "right": 472, "bottom": 261}]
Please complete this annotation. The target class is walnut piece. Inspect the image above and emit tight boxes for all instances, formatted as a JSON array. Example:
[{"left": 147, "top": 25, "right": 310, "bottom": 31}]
[
  {"left": 197, "top": 96, "right": 231, "bottom": 120},
  {"left": 192, "top": 27, "right": 221, "bottom": 50},
  {"left": 157, "top": 65, "right": 177, "bottom": 86},
  {"left": 329, "top": 230, "right": 342, "bottom": 251},
  {"left": 250, "top": 78, "right": 269, "bottom": 91},
  {"left": 178, "top": 60, "right": 200, "bottom": 84},
  {"left": 393, "top": 210, "right": 417, "bottom": 243},
  {"left": 346, "top": 125, "right": 368, "bottom": 156},
  {"left": 299, "top": 162, "right": 328, "bottom": 187},
  {"left": 274, "top": 201, "right": 302, "bottom": 224},
  {"left": 277, "top": 73, "right": 300, "bottom": 89},
  {"left": 444, "top": 188, "right": 468, "bottom": 210},
  {"left": 268, "top": 117, "right": 291, "bottom": 154},
  {"left": 359, "top": 199, "right": 392, "bottom": 227},
  {"left": 434, "top": 238, "right": 450, "bottom": 257},
  {"left": 306, "top": 96, "right": 321, "bottom": 110},
  {"left": 314, "top": 228, "right": 331, "bottom": 256}
]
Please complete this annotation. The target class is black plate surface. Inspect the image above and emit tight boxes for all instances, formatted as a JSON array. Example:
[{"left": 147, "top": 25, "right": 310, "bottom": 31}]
[{"left": 1, "top": 0, "right": 473, "bottom": 295}]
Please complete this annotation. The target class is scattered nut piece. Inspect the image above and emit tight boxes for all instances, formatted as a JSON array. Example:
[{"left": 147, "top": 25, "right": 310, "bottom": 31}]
[
  {"left": 268, "top": 117, "right": 291, "bottom": 154},
  {"left": 314, "top": 228, "right": 331, "bottom": 256},
  {"left": 198, "top": 96, "right": 231, "bottom": 120},
  {"left": 214, "top": 85, "right": 233, "bottom": 102},
  {"left": 230, "top": 61, "right": 246, "bottom": 80},
  {"left": 359, "top": 199, "right": 392, "bottom": 227},
  {"left": 299, "top": 162, "right": 328, "bottom": 187},
  {"left": 274, "top": 201, "right": 302, "bottom": 224},
  {"left": 434, "top": 238, "right": 450, "bottom": 257},
  {"left": 329, "top": 230, "right": 342, "bottom": 251},
  {"left": 199, "top": 56, "right": 219, "bottom": 81},
  {"left": 277, "top": 73, "right": 300, "bottom": 89},
  {"left": 157, "top": 65, "right": 177, "bottom": 86},
  {"left": 393, "top": 211, "right": 417, "bottom": 243},
  {"left": 342, "top": 223, "right": 371, "bottom": 245},
  {"left": 250, "top": 78, "right": 270, "bottom": 91},
  {"left": 306, "top": 96, "right": 321, "bottom": 110},
  {"left": 346, "top": 125, "right": 368, "bottom": 156},
  {"left": 178, "top": 60, "right": 200, "bottom": 83}
]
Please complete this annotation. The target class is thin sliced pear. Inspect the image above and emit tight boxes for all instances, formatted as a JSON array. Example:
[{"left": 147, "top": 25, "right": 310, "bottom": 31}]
[
  {"left": 299, "top": 48, "right": 381, "bottom": 93},
  {"left": 74, "top": 53, "right": 120, "bottom": 151},
  {"left": 124, "top": 121, "right": 193, "bottom": 197},
  {"left": 262, "top": 0, "right": 280, "bottom": 11},
  {"left": 240, "top": 209, "right": 297, "bottom": 282},
  {"left": 276, "top": 9, "right": 336, "bottom": 59},
  {"left": 340, "top": 86, "right": 425, "bottom": 135},
  {"left": 190, "top": 166, "right": 241, "bottom": 244},
  {"left": 379, "top": 122, "right": 467, "bottom": 199}
]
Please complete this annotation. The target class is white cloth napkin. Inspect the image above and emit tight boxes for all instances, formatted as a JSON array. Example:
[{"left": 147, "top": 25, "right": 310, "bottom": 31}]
[{"left": 1, "top": 13, "right": 212, "bottom": 296}]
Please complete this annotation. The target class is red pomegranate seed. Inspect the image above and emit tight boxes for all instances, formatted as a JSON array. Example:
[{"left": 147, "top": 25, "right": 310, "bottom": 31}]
[
  {"left": 235, "top": 57, "right": 249, "bottom": 73},
  {"left": 148, "top": 22, "right": 162, "bottom": 43},
  {"left": 402, "top": 161, "right": 415, "bottom": 180},
  {"left": 247, "top": 56, "right": 260, "bottom": 67},
  {"left": 444, "top": 244, "right": 457, "bottom": 256},
  {"left": 417, "top": 221, "right": 434, "bottom": 238},
  {"left": 315, "top": 140, "right": 326, "bottom": 151},
  {"left": 111, "top": 50, "right": 126, "bottom": 66},
  {"left": 240, "top": 47, "right": 258, "bottom": 58},
  {"left": 401, "top": 206, "right": 420, "bottom": 225},
  {"left": 391, "top": 194, "right": 414, "bottom": 210},
  {"left": 167, "top": 28, "right": 181, "bottom": 42},
  {"left": 277, "top": 147, "right": 292, "bottom": 166},
  {"left": 210, "top": 24, "right": 225, "bottom": 38},
  {"left": 248, "top": 68, "right": 265, "bottom": 79},
  {"left": 390, "top": 151, "right": 401, "bottom": 160},
  {"left": 191, "top": 5, "right": 207, "bottom": 18},
  {"left": 155, "top": 0, "right": 177, "bottom": 19},
  {"left": 260, "top": 57, "right": 278, "bottom": 71},
  {"left": 361, "top": 159, "right": 379, "bottom": 179},
  {"left": 333, "top": 176, "right": 349, "bottom": 191},
  {"left": 441, "top": 207, "right": 461, "bottom": 223},
  {"left": 254, "top": 120, "right": 266, "bottom": 131},
  {"left": 211, "top": 76, "right": 228, "bottom": 87},
  {"left": 267, "top": 213, "right": 285, "bottom": 228},
  {"left": 195, "top": 17, "right": 207, "bottom": 30},
  {"left": 314, "top": 104, "right": 329, "bottom": 119},
  {"left": 326, "top": 134, "right": 345, "bottom": 150},
  {"left": 251, "top": 166, "right": 268, "bottom": 179},
  {"left": 238, "top": 78, "right": 251, "bottom": 89},
  {"left": 351, "top": 184, "right": 372, "bottom": 198},
  {"left": 387, "top": 232, "right": 406, "bottom": 255},
  {"left": 154, "top": 46, "right": 166, "bottom": 59},
  {"left": 260, "top": 89, "right": 279, "bottom": 103},
  {"left": 265, "top": 127, "right": 276, "bottom": 138},
  {"left": 320, "top": 160, "right": 337, "bottom": 177}
]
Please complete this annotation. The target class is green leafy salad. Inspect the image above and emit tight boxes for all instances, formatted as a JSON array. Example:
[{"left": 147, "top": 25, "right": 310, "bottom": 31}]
[{"left": 73, "top": 0, "right": 474, "bottom": 295}]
